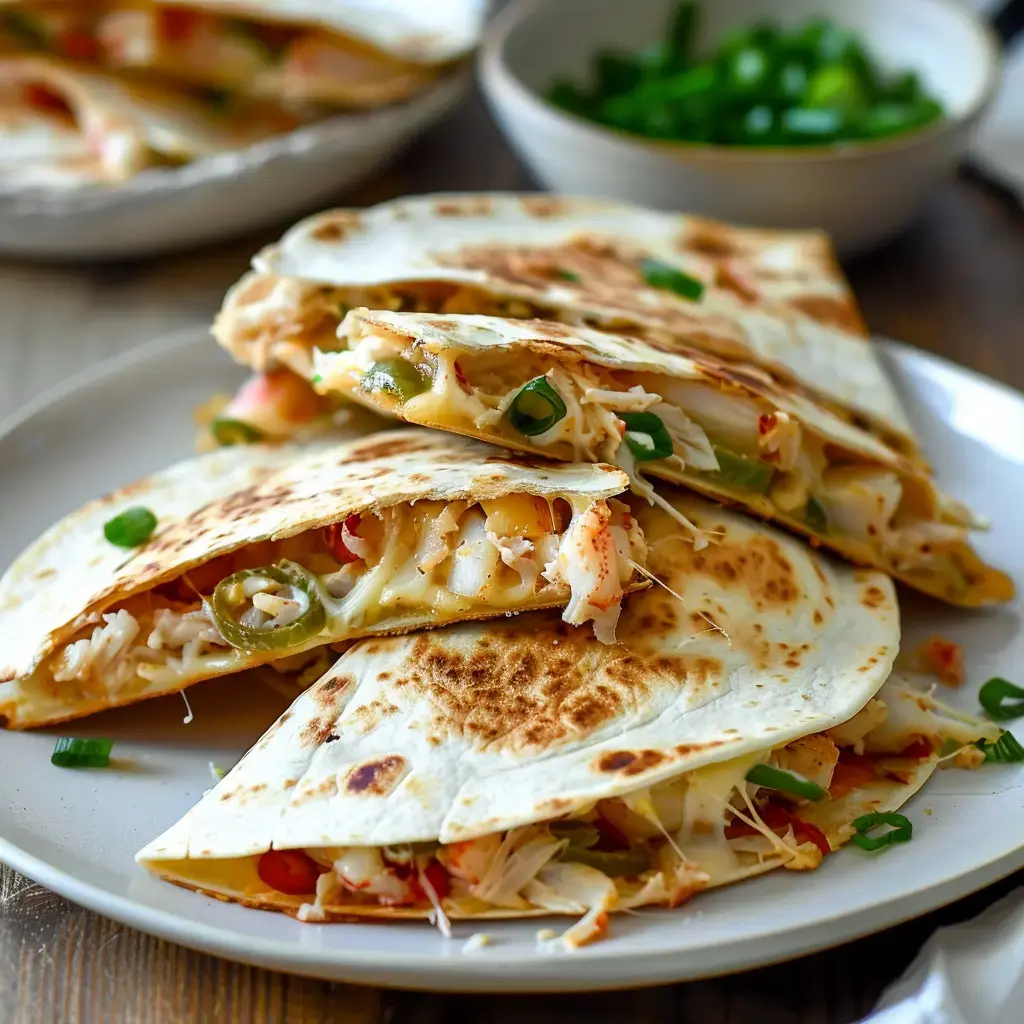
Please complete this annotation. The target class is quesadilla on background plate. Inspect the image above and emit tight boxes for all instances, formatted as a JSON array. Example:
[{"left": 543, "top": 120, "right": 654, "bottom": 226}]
[
  {"left": 214, "top": 192, "right": 916, "bottom": 454},
  {"left": 139, "top": 493, "right": 998, "bottom": 944},
  {"left": 0, "top": 55, "right": 276, "bottom": 185},
  {"left": 0, "top": 1, "right": 483, "bottom": 109},
  {"left": 311, "top": 309, "right": 1012, "bottom": 608},
  {"left": 0, "top": 430, "right": 646, "bottom": 728}
]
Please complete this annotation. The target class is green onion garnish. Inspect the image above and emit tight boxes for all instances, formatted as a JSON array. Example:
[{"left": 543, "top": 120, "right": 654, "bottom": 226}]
[
  {"left": 850, "top": 812, "right": 912, "bottom": 852},
  {"left": 103, "top": 507, "right": 157, "bottom": 548},
  {"left": 51, "top": 737, "right": 113, "bottom": 768},
  {"left": 211, "top": 418, "right": 264, "bottom": 446},
  {"left": 976, "top": 730, "right": 1024, "bottom": 764},
  {"left": 620, "top": 411, "right": 674, "bottom": 462},
  {"left": 639, "top": 258, "right": 705, "bottom": 301},
  {"left": 507, "top": 376, "right": 568, "bottom": 436},
  {"left": 745, "top": 764, "right": 826, "bottom": 801},
  {"left": 805, "top": 496, "right": 828, "bottom": 532},
  {"left": 978, "top": 678, "right": 1024, "bottom": 722},
  {"left": 555, "top": 268, "right": 580, "bottom": 282}
]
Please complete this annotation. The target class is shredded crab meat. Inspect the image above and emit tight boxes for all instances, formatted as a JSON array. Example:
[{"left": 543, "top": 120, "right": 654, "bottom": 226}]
[{"left": 320, "top": 322, "right": 982, "bottom": 579}]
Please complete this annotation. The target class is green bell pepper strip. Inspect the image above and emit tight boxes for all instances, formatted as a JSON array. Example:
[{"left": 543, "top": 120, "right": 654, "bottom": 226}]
[
  {"left": 639, "top": 258, "right": 705, "bottom": 301},
  {"left": 210, "top": 562, "right": 327, "bottom": 652},
  {"left": 745, "top": 764, "right": 826, "bottom": 802},
  {"left": 561, "top": 845, "right": 653, "bottom": 877},
  {"left": 708, "top": 448, "right": 775, "bottom": 494},
  {"left": 805, "top": 496, "right": 828, "bottom": 532}
]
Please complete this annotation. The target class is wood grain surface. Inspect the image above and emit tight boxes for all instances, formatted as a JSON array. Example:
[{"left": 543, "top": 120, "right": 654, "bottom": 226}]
[{"left": 0, "top": 90, "right": 1021, "bottom": 1024}]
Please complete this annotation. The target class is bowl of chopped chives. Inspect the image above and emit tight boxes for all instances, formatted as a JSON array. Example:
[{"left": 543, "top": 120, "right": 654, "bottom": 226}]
[{"left": 479, "top": 0, "right": 1000, "bottom": 253}]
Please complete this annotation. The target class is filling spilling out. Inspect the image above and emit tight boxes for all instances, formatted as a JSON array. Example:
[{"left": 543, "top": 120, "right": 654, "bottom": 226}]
[
  {"left": 312, "top": 324, "right": 1005, "bottom": 605},
  {"left": 40, "top": 494, "right": 644, "bottom": 699},
  {"left": 0, "top": 5, "right": 434, "bottom": 109},
  {"left": 216, "top": 273, "right": 911, "bottom": 454},
  {"left": 181, "top": 677, "right": 998, "bottom": 948}
]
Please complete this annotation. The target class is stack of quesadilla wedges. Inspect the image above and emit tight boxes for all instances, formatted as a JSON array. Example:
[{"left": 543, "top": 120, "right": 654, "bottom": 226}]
[
  {"left": 0, "top": 2, "right": 484, "bottom": 184},
  {"left": 2, "top": 193, "right": 1014, "bottom": 949}
]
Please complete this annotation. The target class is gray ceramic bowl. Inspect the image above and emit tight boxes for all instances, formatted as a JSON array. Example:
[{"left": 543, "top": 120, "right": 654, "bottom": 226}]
[{"left": 480, "top": 0, "right": 1001, "bottom": 253}]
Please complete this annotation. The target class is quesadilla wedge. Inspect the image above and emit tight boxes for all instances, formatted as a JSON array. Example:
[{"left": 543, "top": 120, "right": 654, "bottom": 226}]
[
  {"left": 214, "top": 192, "right": 916, "bottom": 454},
  {"left": 0, "top": 1, "right": 482, "bottom": 108},
  {"left": 0, "top": 55, "right": 275, "bottom": 185},
  {"left": 0, "top": 430, "right": 646, "bottom": 728},
  {"left": 312, "top": 310, "right": 1012, "bottom": 608},
  {"left": 139, "top": 494, "right": 998, "bottom": 944}
]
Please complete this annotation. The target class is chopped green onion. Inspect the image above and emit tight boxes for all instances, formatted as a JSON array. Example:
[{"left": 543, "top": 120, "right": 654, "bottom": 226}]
[
  {"left": 620, "top": 411, "right": 674, "bottom": 462},
  {"left": 805, "top": 496, "right": 828, "bottom": 532},
  {"left": 311, "top": 374, "right": 323, "bottom": 385},
  {"left": 745, "top": 763, "right": 826, "bottom": 801},
  {"left": 361, "top": 358, "right": 429, "bottom": 404},
  {"left": 507, "top": 376, "right": 567, "bottom": 436},
  {"left": 708, "top": 447, "right": 775, "bottom": 494},
  {"left": 978, "top": 678, "right": 1024, "bottom": 722},
  {"left": 555, "top": 268, "right": 580, "bottom": 282},
  {"left": 51, "top": 737, "right": 113, "bottom": 768},
  {"left": 1, "top": 11, "right": 47, "bottom": 48},
  {"left": 850, "top": 812, "right": 912, "bottom": 852},
  {"left": 103, "top": 507, "right": 157, "bottom": 548},
  {"left": 639, "top": 258, "right": 705, "bottom": 301},
  {"left": 211, "top": 418, "right": 264, "bottom": 446},
  {"left": 210, "top": 562, "right": 327, "bottom": 652},
  {"left": 561, "top": 846, "right": 652, "bottom": 877},
  {"left": 976, "top": 731, "right": 1024, "bottom": 764}
]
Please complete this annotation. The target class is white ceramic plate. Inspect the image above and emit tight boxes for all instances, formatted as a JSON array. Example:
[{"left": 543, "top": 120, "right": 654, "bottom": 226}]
[
  {"left": 0, "top": 329, "right": 1021, "bottom": 992},
  {"left": 0, "top": 73, "right": 467, "bottom": 262}
]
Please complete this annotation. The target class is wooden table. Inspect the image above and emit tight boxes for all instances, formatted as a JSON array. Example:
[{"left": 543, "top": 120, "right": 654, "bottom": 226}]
[{"left": 1, "top": 90, "right": 1022, "bottom": 1024}]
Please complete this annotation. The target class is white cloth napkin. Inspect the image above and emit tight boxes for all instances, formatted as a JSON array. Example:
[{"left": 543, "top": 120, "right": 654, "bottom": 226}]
[{"left": 861, "top": 887, "right": 1024, "bottom": 1024}]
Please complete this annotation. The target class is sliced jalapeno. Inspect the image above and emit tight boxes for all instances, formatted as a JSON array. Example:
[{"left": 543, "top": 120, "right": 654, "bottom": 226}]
[
  {"left": 210, "top": 561, "right": 326, "bottom": 652},
  {"left": 360, "top": 359, "right": 429, "bottom": 403},
  {"left": 708, "top": 447, "right": 775, "bottom": 493}
]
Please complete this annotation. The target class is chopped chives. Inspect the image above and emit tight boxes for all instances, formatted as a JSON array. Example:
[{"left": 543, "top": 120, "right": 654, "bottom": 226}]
[
  {"left": 51, "top": 737, "right": 113, "bottom": 768},
  {"left": 639, "top": 258, "right": 705, "bottom": 301},
  {"left": 978, "top": 678, "right": 1024, "bottom": 721},
  {"left": 850, "top": 812, "right": 912, "bottom": 852}
]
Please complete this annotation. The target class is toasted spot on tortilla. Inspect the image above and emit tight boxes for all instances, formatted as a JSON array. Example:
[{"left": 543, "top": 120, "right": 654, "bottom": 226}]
[
  {"left": 311, "top": 211, "right": 364, "bottom": 244},
  {"left": 677, "top": 221, "right": 740, "bottom": 258},
  {"left": 861, "top": 585, "right": 887, "bottom": 609},
  {"left": 674, "top": 739, "right": 727, "bottom": 757},
  {"left": 433, "top": 197, "right": 493, "bottom": 217},
  {"left": 790, "top": 295, "right": 865, "bottom": 334},
  {"left": 683, "top": 536, "right": 799, "bottom": 606},
  {"left": 518, "top": 196, "right": 571, "bottom": 218},
  {"left": 345, "top": 755, "right": 407, "bottom": 796}
]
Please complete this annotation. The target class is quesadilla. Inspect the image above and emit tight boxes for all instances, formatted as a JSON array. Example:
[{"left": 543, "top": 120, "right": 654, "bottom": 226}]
[
  {"left": 311, "top": 309, "right": 1012, "bottom": 608},
  {"left": 0, "top": 1, "right": 482, "bottom": 108},
  {"left": 214, "top": 192, "right": 916, "bottom": 454},
  {"left": 0, "top": 55, "right": 274, "bottom": 185},
  {"left": 138, "top": 493, "right": 997, "bottom": 943},
  {"left": 0, "top": 430, "right": 646, "bottom": 728}
]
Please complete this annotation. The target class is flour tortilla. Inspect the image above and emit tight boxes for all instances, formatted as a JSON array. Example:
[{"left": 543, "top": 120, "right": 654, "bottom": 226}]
[
  {"left": 316, "top": 309, "right": 1012, "bottom": 608},
  {"left": 215, "top": 192, "right": 914, "bottom": 453},
  {"left": 0, "top": 429, "right": 635, "bottom": 728},
  {"left": 139, "top": 493, "right": 919, "bottom": 918},
  {"left": 0, "top": 56, "right": 270, "bottom": 185}
]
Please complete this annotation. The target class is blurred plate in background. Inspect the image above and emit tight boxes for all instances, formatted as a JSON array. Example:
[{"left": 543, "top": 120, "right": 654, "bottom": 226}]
[{"left": 0, "top": 71, "right": 469, "bottom": 262}]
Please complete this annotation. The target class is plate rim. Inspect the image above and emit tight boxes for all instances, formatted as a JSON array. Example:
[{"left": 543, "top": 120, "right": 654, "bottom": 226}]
[{"left": 1, "top": 327, "right": 1022, "bottom": 991}]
